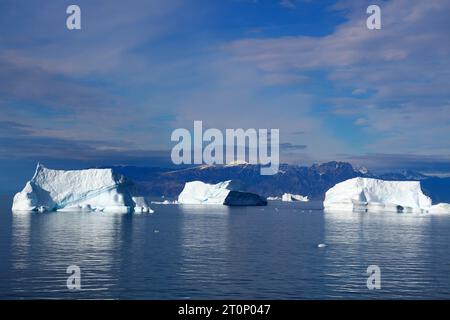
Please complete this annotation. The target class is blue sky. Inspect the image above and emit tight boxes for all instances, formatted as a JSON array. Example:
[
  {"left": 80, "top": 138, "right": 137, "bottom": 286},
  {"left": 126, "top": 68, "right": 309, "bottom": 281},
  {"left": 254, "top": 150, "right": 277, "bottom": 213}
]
[{"left": 1, "top": 0, "right": 450, "bottom": 191}]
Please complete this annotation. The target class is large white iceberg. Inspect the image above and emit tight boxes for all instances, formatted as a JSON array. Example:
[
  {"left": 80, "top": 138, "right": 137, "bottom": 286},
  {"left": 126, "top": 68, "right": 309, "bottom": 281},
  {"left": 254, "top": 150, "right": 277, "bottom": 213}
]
[
  {"left": 281, "top": 193, "right": 309, "bottom": 202},
  {"left": 323, "top": 177, "right": 432, "bottom": 213},
  {"left": 12, "top": 163, "right": 153, "bottom": 213},
  {"left": 178, "top": 180, "right": 267, "bottom": 206}
]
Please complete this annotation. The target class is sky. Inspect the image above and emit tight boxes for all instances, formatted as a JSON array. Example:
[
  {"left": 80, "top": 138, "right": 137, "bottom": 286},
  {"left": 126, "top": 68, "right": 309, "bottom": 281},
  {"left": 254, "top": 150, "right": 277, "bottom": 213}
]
[{"left": 1, "top": 0, "right": 450, "bottom": 191}]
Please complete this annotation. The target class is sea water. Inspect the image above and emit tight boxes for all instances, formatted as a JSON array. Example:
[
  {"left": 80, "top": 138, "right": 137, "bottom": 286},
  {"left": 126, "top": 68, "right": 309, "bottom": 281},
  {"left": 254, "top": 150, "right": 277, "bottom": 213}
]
[{"left": 1, "top": 195, "right": 450, "bottom": 299}]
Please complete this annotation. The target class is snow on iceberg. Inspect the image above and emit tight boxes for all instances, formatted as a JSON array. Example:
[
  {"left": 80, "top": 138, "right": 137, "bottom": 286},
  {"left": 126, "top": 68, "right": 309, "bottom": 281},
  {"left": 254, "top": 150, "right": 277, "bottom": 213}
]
[
  {"left": 12, "top": 163, "right": 153, "bottom": 213},
  {"left": 281, "top": 193, "right": 309, "bottom": 202},
  {"left": 178, "top": 180, "right": 267, "bottom": 206},
  {"left": 323, "top": 177, "right": 432, "bottom": 213}
]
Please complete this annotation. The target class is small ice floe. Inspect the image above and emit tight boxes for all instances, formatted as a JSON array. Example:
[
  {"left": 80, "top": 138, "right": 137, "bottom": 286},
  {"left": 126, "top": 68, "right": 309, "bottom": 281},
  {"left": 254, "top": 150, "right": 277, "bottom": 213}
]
[
  {"left": 151, "top": 200, "right": 178, "bottom": 205},
  {"left": 427, "top": 203, "right": 450, "bottom": 214},
  {"left": 281, "top": 193, "right": 309, "bottom": 202},
  {"left": 274, "top": 208, "right": 279, "bottom": 212},
  {"left": 317, "top": 243, "right": 327, "bottom": 248}
]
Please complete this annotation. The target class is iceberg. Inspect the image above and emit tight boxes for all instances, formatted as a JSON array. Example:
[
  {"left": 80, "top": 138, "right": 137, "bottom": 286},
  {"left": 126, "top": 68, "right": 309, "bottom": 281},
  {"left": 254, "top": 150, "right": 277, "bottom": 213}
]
[
  {"left": 323, "top": 177, "right": 432, "bottom": 213},
  {"left": 178, "top": 180, "right": 267, "bottom": 206},
  {"left": 281, "top": 193, "right": 309, "bottom": 202},
  {"left": 428, "top": 203, "right": 450, "bottom": 214},
  {"left": 267, "top": 194, "right": 309, "bottom": 202},
  {"left": 132, "top": 197, "right": 154, "bottom": 213},
  {"left": 151, "top": 200, "right": 178, "bottom": 205},
  {"left": 12, "top": 163, "right": 153, "bottom": 213}
]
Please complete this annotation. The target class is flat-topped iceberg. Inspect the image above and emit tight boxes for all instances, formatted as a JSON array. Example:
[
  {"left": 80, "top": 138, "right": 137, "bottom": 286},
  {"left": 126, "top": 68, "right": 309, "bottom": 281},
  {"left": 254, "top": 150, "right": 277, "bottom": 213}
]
[
  {"left": 178, "top": 180, "right": 267, "bottom": 206},
  {"left": 281, "top": 193, "right": 309, "bottom": 202},
  {"left": 12, "top": 163, "right": 153, "bottom": 213},
  {"left": 323, "top": 177, "right": 432, "bottom": 213}
]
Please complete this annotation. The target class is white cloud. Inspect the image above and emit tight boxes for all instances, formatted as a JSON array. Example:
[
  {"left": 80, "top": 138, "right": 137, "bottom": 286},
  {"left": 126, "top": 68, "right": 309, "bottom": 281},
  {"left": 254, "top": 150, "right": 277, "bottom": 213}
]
[{"left": 225, "top": 0, "right": 450, "bottom": 156}]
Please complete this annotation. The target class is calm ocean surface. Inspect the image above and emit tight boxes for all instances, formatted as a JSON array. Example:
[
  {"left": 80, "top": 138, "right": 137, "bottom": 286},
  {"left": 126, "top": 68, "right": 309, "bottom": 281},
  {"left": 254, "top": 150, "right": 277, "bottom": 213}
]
[{"left": 1, "top": 194, "right": 450, "bottom": 299}]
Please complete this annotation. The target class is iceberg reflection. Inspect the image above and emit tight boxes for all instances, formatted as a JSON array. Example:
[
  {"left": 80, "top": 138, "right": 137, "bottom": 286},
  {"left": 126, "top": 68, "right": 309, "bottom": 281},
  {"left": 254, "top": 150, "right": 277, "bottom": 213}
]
[
  {"left": 10, "top": 211, "right": 126, "bottom": 298},
  {"left": 321, "top": 211, "right": 435, "bottom": 298},
  {"left": 177, "top": 205, "right": 231, "bottom": 298}
]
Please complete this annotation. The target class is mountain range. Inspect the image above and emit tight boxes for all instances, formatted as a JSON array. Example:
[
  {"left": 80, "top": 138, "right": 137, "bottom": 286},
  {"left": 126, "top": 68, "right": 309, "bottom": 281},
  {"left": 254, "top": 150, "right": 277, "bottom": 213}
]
[{"left": 102, "top": 161, "right": 450, "bottom": 203}]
